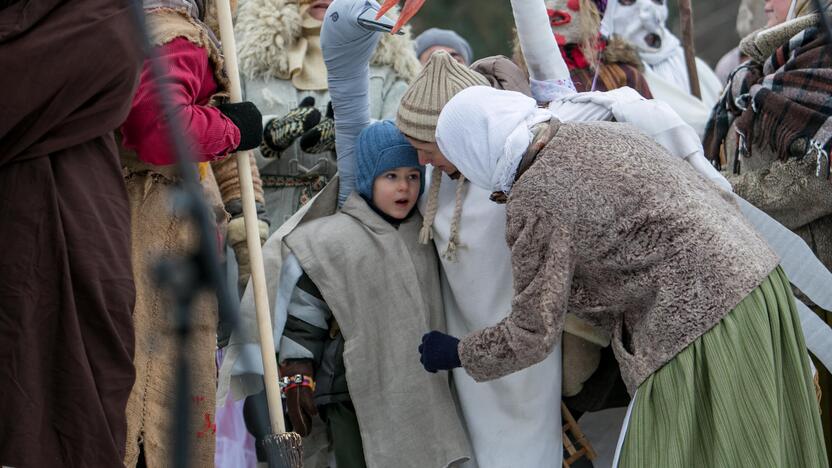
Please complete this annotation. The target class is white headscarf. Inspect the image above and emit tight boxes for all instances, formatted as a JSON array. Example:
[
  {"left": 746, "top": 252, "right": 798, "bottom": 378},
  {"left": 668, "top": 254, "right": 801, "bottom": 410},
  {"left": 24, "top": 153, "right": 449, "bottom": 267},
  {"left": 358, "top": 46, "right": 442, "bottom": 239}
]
[
  {"left": 435, "top": 86, "right": 551, "bottom": 193},
  {"left": 437, "top": 86, "right": 734, "bottom": 195}
]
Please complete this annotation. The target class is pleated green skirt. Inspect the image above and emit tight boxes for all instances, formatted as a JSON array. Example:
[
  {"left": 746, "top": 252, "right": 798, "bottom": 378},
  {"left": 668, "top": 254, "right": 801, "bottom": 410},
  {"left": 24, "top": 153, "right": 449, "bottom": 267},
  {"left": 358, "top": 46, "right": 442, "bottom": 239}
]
[{"left": 619, "top": 267, "right": 828, "bottom": 467}]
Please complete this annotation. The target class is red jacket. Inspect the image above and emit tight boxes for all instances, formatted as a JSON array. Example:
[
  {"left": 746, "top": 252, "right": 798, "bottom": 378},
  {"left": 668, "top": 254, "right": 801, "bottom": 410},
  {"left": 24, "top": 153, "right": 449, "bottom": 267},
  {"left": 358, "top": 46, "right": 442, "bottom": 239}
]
[{"left": 121, "top": 37, "right": 240, "bottom": 165}]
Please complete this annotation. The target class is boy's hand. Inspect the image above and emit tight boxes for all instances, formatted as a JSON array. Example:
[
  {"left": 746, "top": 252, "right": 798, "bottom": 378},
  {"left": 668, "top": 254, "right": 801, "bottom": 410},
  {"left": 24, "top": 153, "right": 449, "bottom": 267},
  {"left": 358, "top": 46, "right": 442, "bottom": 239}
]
[
  {"left": 418, "top": 331, "right": 461, "bottom": 373},
  {"left": 280, "top": 360, "right": 317, "bottom": 437}
]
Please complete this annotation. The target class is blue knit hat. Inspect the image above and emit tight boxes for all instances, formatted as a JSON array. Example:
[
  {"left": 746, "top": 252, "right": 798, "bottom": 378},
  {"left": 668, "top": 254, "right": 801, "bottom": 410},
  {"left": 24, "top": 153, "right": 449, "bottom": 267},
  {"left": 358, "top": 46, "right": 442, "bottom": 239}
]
[{"left": 356, "top": 121, "right": 425, "bottom": 200}]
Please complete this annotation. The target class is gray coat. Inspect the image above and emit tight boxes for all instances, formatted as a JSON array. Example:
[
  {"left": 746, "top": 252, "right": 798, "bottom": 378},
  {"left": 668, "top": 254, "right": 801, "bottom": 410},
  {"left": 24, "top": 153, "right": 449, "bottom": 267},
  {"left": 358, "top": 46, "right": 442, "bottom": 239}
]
[{"left": 285, "top": 193, "right": 471, "bottom": 468}]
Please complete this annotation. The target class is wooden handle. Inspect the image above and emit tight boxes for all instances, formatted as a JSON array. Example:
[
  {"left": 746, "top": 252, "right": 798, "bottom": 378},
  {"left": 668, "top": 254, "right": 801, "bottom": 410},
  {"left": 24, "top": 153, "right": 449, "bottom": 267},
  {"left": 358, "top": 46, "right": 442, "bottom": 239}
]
[
  {"left": 215, "top": 0, "right": 287, "bottom": 434},
  {"left": 678, "top": 0, "right": 702, "bottom": 99}
]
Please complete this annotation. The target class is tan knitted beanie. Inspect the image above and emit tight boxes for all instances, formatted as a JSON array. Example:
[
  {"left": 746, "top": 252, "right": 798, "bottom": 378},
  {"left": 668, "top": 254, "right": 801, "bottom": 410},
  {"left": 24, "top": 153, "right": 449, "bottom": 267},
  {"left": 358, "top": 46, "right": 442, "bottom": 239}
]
[{"left": 397, "top": 50, "right": 489, "bottom": 142}]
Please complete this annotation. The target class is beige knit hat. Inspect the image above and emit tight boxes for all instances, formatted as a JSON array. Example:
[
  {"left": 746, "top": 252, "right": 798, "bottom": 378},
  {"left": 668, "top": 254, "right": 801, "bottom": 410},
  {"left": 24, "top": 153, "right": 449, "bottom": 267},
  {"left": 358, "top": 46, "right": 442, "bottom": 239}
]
[{"left": 397, "top": 50, "right": 489, "bottom": 142}]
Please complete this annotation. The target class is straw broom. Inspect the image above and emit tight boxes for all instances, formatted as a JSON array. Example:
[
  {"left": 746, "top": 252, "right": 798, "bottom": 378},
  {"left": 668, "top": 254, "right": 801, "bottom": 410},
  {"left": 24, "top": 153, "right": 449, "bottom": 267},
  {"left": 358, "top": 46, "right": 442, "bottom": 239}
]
[{"left": 214, "top": 0, "right": 304, "bottom": 466}]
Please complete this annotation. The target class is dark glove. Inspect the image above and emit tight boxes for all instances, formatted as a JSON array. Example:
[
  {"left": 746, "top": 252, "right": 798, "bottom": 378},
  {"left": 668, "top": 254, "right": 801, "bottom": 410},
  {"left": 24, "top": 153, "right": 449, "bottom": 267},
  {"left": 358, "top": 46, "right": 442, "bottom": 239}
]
[
  {"left": 418, "top": 331, "right": 461, "bottom": 373},
  {"left": 216, "top": 101, "right": 263, "bottom": 152},
  {"left": 280, "top": 359, "right": 318, "bottom": 437},
  {"left": 261, "top": 96, "right": 321, "bottom": 158},
  {"left": 299, "top": 101, "right": 335, "bottom": 154}
]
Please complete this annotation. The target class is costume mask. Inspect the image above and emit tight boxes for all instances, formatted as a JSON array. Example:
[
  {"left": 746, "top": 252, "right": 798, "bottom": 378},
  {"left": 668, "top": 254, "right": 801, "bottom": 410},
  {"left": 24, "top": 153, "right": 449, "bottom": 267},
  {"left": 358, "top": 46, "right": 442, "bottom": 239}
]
[
  {"left": 609, "top": 0, "right": 669, "bottom": 54},
  {"left": 543, "top": 0, "right": 603, "bottom": 69},
  {"left": 545, "top": 0, "right": 587, "bottom": 46}
]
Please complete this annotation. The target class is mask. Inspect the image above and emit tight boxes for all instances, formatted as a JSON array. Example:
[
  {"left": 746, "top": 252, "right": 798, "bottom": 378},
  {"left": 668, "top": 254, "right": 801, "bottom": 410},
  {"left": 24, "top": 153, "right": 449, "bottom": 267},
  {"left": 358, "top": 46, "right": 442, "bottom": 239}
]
[
  {"left": 545, "top": 0, "right": 600, "bottom": 46},
  {"left": 609, "top": 0, "right": 669, "bottom": 54}
]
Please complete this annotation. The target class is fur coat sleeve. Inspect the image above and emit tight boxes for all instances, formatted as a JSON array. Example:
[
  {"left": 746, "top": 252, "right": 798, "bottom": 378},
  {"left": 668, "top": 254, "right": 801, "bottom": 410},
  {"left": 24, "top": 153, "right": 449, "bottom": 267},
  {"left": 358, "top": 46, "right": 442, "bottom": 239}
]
[{"left": 458, "top": 188, "right": 579, "bottom": 382}]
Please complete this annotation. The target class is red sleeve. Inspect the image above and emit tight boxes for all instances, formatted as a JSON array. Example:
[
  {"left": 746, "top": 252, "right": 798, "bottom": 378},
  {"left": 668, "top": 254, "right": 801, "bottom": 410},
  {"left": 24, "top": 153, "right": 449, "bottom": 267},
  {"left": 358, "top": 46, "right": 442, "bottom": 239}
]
[{"left": 120, "top": 37, "right": 240, "bottom": 166}]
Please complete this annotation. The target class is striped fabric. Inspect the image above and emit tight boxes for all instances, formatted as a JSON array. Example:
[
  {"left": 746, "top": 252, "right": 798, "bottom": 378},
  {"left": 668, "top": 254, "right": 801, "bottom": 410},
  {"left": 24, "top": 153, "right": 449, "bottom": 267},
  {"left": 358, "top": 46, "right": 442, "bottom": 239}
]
[
  {"left": 570, "top": 62, "right": 653, "bottom": 98},
  {"left": 620, "top": 267, "right": 828, "bottom": 467}
]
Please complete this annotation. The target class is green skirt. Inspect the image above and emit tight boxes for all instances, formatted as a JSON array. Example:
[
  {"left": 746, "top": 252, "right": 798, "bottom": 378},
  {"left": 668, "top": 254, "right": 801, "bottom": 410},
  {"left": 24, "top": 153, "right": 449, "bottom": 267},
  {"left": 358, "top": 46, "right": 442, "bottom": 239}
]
[{"left": 619, "top": 267, "right": 828, "bottom": 467}]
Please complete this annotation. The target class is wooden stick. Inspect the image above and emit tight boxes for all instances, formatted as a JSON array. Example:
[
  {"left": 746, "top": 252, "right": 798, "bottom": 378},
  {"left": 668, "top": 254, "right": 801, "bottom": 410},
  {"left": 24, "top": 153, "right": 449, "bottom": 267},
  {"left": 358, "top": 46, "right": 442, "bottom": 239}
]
[
  {"left": 678, "top": 0, "right": 702, "bottom": 99},
  {"left": 215, "top": 0, "right": 287, "bottom": 435}
]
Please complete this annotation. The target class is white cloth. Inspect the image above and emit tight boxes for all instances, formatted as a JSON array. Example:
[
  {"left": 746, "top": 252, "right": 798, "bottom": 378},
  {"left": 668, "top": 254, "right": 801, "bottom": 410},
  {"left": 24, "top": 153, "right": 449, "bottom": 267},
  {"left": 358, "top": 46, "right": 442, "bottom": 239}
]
[
  {"left": 605, "top": 0, "right": 723, "bottom": 136},
  {"left": 420, "top": 169, "right": 563, "bottom": 468},
  {"left": 509, "top": 0, "right": 577, "bottom": 102},
  {"left": 436, "top": 86, "right": 550, "bottom": 193},
  {"left": 437, "top": 86, "right": 732, "bottom": 193},
  {"left": 509, "top": 0, "right": 570, "bottom": 84},
  {"left": 642, "top": 56, "right": 724, "bottom": 138}
]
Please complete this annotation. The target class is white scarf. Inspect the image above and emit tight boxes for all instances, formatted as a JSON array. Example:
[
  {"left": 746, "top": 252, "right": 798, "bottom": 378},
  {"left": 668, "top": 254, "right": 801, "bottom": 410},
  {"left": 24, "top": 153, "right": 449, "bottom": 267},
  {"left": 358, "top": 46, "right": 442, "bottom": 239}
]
[
  {"left": 435, "top": 87, "right": 550, "bottom": 194},
  {"left": 437, "top": 86, "right": 733, "bottom": 195}
]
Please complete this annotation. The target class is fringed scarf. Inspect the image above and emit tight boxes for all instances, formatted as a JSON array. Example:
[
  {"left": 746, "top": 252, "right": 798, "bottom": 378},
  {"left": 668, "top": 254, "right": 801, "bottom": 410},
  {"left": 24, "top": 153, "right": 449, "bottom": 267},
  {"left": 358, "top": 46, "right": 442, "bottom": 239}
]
[{"left": 704, "top": 24, "right": 832, "bottom": 178}]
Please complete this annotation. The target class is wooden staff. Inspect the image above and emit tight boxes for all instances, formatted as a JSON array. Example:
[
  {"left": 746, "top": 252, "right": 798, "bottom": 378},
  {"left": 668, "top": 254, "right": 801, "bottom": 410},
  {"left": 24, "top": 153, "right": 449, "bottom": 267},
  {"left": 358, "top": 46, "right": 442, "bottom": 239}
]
[
  {"left": 214, "top": 0, "right": 303, "bottom": 466},
  {"left": 678, "top": 0, "right": 702, "bottom": 99}
]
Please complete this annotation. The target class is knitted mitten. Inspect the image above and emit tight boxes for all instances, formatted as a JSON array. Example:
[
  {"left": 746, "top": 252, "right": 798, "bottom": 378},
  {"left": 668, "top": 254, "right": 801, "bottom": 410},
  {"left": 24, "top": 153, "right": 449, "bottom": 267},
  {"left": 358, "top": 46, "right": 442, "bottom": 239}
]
[
  {"left": 419, "top": 330, "right": 461, "bottom": 373},
  {"left": 299, "top": 101, "right": 336, "bottom": 154},
  {"left": 261, "top": 96, "right": 321, "bottom": 158},
  {"left": 216, "top": 101, "right": 263, "bottom": 151}
]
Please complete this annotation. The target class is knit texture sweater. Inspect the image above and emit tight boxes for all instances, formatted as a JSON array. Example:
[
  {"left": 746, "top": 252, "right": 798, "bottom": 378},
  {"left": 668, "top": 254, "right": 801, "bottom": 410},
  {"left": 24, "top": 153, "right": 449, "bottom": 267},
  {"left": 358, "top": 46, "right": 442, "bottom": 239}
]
[{"left": 457, "top": 121, "right": 780, "bottom": 393}]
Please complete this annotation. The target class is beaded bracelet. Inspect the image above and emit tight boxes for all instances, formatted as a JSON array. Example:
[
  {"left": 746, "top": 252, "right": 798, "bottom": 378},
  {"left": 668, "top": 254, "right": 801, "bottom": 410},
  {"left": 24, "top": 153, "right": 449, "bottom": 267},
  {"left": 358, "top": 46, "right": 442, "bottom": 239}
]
[{"left": 279, "top": 374, "right": 316, "bottom": 394}]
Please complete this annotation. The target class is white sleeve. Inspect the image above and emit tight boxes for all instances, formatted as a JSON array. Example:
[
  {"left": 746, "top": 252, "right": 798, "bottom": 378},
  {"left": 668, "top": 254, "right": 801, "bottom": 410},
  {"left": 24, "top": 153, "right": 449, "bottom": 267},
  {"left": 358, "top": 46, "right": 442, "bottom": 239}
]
[{"left": 510, "top": 0, "right": 576, "bottom": 102}]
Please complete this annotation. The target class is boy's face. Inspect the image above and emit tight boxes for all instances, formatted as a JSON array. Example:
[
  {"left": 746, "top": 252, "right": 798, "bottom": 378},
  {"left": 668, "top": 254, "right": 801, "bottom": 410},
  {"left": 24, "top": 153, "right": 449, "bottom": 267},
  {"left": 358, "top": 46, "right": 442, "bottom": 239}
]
[
  {"left": 372, "top": 167, "right": 422, "bottom": 219},
  {"left": 405, "top": 137, "right": 460, "bottom": 176}
]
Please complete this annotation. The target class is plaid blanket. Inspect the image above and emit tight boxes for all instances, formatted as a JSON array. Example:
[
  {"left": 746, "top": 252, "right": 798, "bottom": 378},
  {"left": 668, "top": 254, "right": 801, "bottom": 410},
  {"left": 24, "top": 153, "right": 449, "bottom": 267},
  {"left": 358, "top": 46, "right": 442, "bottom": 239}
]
[{"left": 704, "top": 23, "right": 832, "bottom": 178}]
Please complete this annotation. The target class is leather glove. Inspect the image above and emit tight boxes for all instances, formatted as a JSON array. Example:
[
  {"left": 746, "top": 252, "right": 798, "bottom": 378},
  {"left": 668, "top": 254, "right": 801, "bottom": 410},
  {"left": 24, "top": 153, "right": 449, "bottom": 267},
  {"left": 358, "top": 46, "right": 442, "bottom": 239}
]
[
  {"left": 216, "top": 101, "right": 263, "bottom": 152},
  {"left": 299, "top": 101, "right": 336, "bottom": 154},
  {"left": 280, "top": 359, "right": 318, "bottom": 437},
  {"left": 227, "top": 216, "right": 269, "bottom": 290},
  {"left": 418, "top": 331, "right": 461, "bottom": 373},
  {"left": 261, "top": 96, "right": 321, "bottom": 158}
]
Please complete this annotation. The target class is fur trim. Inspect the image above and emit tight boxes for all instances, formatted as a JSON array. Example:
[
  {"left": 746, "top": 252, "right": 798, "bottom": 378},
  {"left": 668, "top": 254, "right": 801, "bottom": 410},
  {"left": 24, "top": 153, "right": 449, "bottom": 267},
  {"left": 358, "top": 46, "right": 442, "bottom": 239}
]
[
  {"left": 601, "top": 37, "right": 643, "bottom": 70},
  {"left": 236, "top": 0, "right": 419, "bottom": 82}
]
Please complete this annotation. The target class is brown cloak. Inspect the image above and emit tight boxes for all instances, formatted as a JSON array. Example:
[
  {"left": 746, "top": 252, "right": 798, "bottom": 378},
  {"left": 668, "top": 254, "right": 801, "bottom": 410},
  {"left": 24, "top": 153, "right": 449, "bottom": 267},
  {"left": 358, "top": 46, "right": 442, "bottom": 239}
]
[{"left": 0, "top": 0, "right": 142, "bottom": 466}]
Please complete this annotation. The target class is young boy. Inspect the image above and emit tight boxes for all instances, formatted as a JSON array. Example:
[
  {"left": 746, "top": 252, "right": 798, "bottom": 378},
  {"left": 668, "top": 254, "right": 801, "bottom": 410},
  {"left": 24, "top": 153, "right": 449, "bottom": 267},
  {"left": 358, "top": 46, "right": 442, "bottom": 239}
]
[{"left": 276, "top": 121, "right": 469, "bottom": 468}]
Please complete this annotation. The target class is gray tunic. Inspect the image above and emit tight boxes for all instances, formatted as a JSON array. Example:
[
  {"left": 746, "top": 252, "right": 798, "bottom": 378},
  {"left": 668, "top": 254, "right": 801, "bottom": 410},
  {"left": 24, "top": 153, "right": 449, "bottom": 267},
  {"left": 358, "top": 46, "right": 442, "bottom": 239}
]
[{"left": 284, "top": 193, "right": 471, "bottom": 468}]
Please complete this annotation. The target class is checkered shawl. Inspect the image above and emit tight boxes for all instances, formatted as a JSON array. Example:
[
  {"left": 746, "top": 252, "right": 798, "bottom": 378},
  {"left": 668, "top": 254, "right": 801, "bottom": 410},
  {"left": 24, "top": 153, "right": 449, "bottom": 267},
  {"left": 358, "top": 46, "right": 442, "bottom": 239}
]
[{"left": 704, "top": 26, "right": 832, "bottom": 178}]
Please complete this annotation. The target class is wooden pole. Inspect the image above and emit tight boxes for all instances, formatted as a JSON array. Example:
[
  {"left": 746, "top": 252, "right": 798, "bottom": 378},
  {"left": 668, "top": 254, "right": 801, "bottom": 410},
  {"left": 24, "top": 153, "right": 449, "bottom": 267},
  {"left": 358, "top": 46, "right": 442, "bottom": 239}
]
[
  {"left": 215, "top": 0, "right": 287, "bottom": 435},
  {"left": 678, "top": 0, "right": 702, "bottom": 99}
]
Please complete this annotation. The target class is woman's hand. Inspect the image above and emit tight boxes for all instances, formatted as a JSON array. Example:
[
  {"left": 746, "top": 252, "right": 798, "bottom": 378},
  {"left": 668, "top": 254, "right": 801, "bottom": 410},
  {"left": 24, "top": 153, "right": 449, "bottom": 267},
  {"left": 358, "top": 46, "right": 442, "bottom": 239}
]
[{"left": 418, "top": 330, "right": 462, "bottom": 372}]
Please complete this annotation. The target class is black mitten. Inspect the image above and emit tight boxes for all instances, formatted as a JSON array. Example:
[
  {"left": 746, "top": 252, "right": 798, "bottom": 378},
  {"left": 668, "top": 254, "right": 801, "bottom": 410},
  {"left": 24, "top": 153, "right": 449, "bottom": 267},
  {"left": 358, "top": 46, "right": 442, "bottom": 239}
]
[
  {"left": 418, "top": 331, "right": 462, "bottom": 373},
  {"left": 261, "top": 96, "right": 321, "bottom": 158},
  {"left": 299, "top": 101, "right": 336, "bottom": 154},
  {"left": 216, "top": 101, "right": 263, "bottom": 152}
]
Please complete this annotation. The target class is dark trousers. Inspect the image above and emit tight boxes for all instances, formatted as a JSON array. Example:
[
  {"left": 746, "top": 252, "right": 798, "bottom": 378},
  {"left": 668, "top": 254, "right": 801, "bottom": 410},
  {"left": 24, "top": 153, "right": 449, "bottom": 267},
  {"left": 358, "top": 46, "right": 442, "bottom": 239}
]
[{"left": 321, "top": 401, "right": 366, "bottom": 468}]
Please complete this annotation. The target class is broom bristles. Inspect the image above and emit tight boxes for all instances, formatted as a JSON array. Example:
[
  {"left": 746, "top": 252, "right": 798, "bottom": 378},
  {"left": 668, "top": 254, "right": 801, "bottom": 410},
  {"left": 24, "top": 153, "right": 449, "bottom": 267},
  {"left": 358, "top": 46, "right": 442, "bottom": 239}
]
[{"left": 261, "top": 431, "right": 304, "bottom": 468}]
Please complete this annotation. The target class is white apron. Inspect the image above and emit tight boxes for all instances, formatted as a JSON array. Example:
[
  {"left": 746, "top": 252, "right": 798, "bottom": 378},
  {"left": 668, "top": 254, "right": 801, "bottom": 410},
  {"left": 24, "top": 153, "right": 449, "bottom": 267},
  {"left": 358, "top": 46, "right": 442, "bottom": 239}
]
[{"left": 422, "top": 168, "right": 563, "bottom": 468}]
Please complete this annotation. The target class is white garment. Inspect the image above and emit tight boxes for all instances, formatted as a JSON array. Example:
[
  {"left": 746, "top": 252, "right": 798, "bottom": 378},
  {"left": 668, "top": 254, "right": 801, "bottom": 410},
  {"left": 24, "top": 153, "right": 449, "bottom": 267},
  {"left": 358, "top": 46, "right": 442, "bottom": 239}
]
[
  {"left": 420, "top": 169, "right": 563, "bottom": 468},
  {"left": 605, "top": 0, "right": 723, "bottom": 136},
  {"left": 437, "top": 86, "right": 732, "bottom": 194},
  {"left": 642, "top": 55, "right": 723, "bottom": 138},
  {"left": 509, "top": 0, "right": 577, "bottom": 102}
]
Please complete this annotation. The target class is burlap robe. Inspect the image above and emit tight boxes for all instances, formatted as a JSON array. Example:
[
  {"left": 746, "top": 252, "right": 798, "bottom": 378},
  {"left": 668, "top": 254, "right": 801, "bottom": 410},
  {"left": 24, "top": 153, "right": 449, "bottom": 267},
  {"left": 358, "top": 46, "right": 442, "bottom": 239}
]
[{"left": 123, "top": 167, "right": 225, "bottom": 468}]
